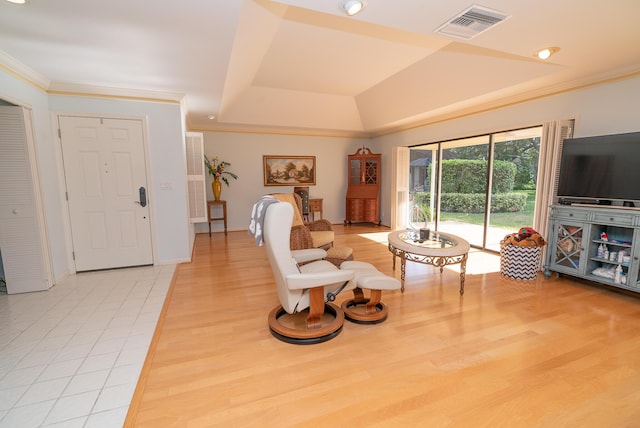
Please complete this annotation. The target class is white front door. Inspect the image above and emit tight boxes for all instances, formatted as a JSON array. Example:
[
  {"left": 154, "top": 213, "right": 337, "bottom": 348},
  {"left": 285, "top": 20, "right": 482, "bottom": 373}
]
[{"left": 59, "top": 116, "right": 153, "bottom": 271}]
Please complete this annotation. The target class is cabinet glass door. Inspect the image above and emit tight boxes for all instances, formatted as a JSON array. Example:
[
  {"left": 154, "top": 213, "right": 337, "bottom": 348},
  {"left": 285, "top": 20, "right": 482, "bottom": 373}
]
[
  {"left": 553, "top": 223, "right": 584, "bottom": 271},
  {"left": 350, "top": 159, "right": 361, "bottom": 184},
  {"left": 364, "top": 160, "right": 378, "bottom": 184}
]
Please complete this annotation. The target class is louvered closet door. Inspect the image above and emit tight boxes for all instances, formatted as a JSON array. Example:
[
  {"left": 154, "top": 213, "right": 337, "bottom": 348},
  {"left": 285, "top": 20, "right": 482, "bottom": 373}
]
[
  {"left": 0, "top": 106, "right": 52, "bottom": 293},
  {"left": 185, "top": 132, "right": 207, "bottom": 223}
]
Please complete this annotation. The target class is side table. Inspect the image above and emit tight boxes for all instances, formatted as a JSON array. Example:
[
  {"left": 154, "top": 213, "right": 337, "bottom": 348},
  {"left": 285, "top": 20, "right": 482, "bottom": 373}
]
[
  {"left": 308, "top": 198, "right": 323, "bottom": 221},
  {"left": 207, "top": 200, "right": 227, "bottom": 236}
]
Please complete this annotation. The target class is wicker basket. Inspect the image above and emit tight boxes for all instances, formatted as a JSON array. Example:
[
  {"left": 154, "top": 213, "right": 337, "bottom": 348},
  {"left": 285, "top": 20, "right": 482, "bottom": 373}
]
[{"left": 499, "top": 243, "right": 542, "bottom": 280}]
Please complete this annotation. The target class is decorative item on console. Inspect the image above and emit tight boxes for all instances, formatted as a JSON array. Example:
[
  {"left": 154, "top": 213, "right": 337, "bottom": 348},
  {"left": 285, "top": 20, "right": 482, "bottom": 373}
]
[
  {"left": 205, "top": 155, "right": 238, "bottom": 201},
  {"left": 554, "top": 226, "right": 581, "bottom": 254},
  {"left": 591, "top": 236, "right": 631, "bottom": 284},
  {"left": 204, "top": 155, "right": 238, "bottom": 186}
]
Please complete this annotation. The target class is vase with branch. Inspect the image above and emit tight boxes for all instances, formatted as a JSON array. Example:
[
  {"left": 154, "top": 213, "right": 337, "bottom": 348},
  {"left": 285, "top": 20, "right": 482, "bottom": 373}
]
[{"left": 204, "top": 155, "right": 238, "bottom": 201}]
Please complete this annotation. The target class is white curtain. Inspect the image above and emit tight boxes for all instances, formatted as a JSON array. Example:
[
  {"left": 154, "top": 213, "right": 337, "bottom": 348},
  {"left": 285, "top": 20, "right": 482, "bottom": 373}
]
[
  {"left": 391, "top": 146, "right": 410, "bottom": 230},
  {"left": 534, "top": 119, "right": 574, "bottom": 266}
]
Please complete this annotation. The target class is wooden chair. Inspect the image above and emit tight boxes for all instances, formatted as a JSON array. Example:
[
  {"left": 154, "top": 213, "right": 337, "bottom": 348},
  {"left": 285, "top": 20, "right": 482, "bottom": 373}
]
[{"left": 293, "top": 186, "right": 310, "bottom": 222}]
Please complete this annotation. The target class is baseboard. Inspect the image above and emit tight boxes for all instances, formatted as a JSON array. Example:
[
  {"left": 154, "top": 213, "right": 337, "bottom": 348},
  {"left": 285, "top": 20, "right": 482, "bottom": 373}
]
[
  {"left": 53, "top": 271, "right": 71, "bottom": 286},
  {"left": 156, "top": 258, "right": 190, "bottom": 265}
]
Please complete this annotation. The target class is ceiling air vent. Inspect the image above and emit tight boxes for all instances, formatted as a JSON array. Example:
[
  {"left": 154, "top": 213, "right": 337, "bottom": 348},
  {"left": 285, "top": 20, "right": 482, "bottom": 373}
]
[{"left": 436, "top": 5, "right": 509, "bottom": 40}]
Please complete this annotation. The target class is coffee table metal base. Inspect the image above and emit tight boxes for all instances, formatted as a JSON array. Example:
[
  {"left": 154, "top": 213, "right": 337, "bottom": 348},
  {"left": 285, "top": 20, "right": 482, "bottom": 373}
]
[{"left": 388, "top": 245, "right": 468, "bottom": 295}]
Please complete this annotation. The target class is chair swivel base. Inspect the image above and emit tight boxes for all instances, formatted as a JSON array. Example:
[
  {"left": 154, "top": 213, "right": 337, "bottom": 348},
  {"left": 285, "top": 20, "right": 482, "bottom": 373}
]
[
  {"left": 268, "top": 303, "right": 345, "bottom": 345},
  {"left": 341, "top": 298, "right": 389, "bottom": 324}
]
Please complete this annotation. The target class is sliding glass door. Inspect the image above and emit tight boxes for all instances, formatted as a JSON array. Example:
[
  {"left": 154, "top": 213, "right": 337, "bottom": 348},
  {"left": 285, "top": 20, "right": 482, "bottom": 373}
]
[
  {"left": 409, "top": 126, "right": 542, "bottom": 252},
  {"left": 438, "top": 136, "right": 490, "bottom": 248},
  {"left": 408, "top": 146, "right": 438, "bottom": 231},
  {"left": 486, "top": 128, "right": 542, "bottom": 251}
]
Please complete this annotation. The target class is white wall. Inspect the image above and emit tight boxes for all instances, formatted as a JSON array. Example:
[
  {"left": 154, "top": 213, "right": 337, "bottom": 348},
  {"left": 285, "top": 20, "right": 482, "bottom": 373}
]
[
  {"left": 199, "top": 132, "right": 367, "bottom": 232},
  {"left": 48, "top": 95, "right": 192, "bottom": 265},
  {"left": 372, "top": 75, "right": 640, "bottom": 226}
]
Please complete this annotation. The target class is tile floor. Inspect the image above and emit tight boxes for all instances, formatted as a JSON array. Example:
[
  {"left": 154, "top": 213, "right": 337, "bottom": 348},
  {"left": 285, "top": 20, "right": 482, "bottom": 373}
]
[{"left": 0, "top": 264, "right": 175, "bottom": 427}]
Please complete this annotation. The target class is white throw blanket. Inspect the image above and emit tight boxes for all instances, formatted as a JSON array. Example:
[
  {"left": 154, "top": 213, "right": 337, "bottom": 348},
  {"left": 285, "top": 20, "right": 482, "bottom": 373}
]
[{"left": 248, "top": 196, "right": 278, "bottom": 246}]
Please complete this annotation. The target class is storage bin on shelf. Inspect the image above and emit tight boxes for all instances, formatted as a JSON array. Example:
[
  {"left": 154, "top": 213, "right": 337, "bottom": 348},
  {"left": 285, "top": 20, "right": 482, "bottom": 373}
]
[{"left": 500, "top": 227, "right": 547, "bottom": 280}]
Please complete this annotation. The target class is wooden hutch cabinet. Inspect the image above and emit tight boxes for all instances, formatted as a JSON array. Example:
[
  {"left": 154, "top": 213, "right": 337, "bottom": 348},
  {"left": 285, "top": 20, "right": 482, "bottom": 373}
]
[{"left": 345, "top": 147, "right": 381, "bottom": 225}]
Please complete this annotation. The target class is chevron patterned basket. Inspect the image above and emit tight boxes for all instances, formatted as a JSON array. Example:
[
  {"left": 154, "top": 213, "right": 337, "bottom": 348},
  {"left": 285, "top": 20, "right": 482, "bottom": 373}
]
[{"left": 499, "top": 244, "right": 542, "bottom": 280}]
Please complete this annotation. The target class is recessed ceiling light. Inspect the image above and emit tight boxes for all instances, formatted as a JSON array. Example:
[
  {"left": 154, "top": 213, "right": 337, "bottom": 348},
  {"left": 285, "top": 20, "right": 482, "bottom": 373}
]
[
  {"left": 6, "top": 0, "right": 26, "bottom": 4},
  {"left": 207, "top": 115, "right": 216, "bottom": 120},
  {"left": 342, "top": 0, "right": 365, "bottom": 16},
  {"left": 535, "top": 47, "right": 559, "bottom": 60}
]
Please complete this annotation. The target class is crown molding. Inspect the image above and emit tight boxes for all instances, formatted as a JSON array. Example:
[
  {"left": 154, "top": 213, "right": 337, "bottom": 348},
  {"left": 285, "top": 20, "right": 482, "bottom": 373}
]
[
  {"left": 0, "top": 49, "right": 185, "bottom": 104},
  {"left": 0, "top": 50, "right": 50, "bottom": 91},
  {"left": 48, "top": 82, "right": 184, "bottom": 104},
  {"left": 188, "top": 120, "right": 372, "bottom": 139}
]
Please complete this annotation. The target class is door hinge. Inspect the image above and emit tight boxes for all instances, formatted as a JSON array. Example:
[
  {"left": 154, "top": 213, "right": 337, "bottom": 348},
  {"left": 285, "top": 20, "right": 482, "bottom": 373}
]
[
  {"left": 65, "top": 192, "right": 68, "bottom": 201},
  {"left": 72, "top": 251, "right": 75, "bottom": 260},
  {"left": 58, "top": 128, "right": 61, "bottom": 138}
]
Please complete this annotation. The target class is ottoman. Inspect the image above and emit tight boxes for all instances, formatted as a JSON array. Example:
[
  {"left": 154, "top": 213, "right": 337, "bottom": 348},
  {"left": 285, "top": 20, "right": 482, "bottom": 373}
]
[{"left": 339, "top": 260, "right": 401, "bottom": 324}]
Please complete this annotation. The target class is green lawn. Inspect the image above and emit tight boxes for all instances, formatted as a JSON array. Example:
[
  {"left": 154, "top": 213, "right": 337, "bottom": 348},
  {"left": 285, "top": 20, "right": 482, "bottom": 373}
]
[{"left": 440, "top": 190, "right": 536, "bottom": 230}]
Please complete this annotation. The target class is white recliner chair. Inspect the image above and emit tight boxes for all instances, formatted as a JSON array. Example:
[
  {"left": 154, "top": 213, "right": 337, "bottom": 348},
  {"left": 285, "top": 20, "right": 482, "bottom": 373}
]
[{"left": 262, "top": 201, "right": 355, "bottom": 344}]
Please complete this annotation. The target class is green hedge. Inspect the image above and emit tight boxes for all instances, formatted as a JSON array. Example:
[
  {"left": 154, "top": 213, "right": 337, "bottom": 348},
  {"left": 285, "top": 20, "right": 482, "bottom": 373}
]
[
  {"left": 416, "top": 159, "right": 525, "bottom": 213},
  {"left": 432, "top": 159, "right": 516, "bottom": 194},
  {"left": 413, "top": 192, "right": 527, "bottom": 213}
]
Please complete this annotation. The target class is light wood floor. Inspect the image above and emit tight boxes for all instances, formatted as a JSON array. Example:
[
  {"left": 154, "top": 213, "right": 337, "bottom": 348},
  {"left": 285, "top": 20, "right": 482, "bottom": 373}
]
[{"left": 125, "top": 224, "right": 640, "bottom": 427}]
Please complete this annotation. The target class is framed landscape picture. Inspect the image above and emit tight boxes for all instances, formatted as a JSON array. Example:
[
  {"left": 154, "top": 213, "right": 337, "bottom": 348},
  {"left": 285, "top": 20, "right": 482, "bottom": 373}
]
[{"left": 263, "top": 155, "right": 316, "bottom": 186}]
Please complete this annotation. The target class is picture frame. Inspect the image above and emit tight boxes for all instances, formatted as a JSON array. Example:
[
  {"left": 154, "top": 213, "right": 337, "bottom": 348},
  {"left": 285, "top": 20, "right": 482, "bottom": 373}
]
[{"left": 263, "top": 155, "right": 316, "bottom": 186}]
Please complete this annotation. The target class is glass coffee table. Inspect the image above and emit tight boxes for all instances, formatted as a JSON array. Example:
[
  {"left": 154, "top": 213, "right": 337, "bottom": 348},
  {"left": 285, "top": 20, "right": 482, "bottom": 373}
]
[{"left": 388, "top": 230, "right": 470, "bottom": 294}]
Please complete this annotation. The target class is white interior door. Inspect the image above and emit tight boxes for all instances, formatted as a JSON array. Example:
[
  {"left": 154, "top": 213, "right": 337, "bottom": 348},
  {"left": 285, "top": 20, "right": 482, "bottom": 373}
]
[{"left": 59, "top": 116, "right": 153, "bottom": 271}]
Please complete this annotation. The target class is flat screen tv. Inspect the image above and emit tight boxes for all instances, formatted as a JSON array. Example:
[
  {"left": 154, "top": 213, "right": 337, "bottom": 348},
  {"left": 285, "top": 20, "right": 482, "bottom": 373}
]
[{"left": 557, "top": 131, "right": 640, "bottom": 206}]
